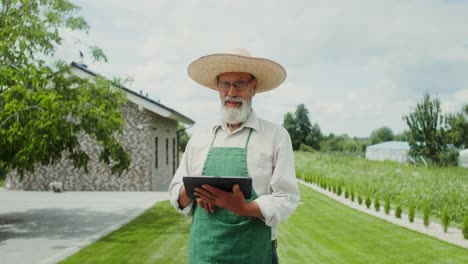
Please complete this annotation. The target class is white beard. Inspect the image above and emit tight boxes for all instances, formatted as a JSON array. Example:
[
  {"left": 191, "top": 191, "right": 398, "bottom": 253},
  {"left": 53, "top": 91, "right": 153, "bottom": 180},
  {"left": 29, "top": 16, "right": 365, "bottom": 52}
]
[{"left": 221, "top": 96, "right": 251, "bottom": 125}]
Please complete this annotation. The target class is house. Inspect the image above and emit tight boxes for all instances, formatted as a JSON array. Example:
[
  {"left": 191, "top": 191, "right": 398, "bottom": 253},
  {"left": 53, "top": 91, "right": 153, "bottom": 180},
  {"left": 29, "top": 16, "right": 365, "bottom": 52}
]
[
  {"left": 6, "top": 62, "right": 195, "bottom": 191},
  {"left": 459, "top": 149, "right": 468, "bottom": 168},
  {"left": 365, "top": 141, "right": 410, "bottom": 164}
]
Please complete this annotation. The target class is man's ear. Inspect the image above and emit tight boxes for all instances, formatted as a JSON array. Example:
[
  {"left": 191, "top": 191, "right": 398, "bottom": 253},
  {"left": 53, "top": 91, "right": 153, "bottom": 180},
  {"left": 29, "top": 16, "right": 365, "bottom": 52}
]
[{"left": 252, "top": 80, "right": 258, "bottom": 96}]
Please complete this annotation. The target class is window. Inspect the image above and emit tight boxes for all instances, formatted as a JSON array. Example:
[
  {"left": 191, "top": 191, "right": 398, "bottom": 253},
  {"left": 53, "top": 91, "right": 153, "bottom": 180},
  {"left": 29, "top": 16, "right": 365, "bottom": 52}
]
[
  {"left": 166, "top": 138, "right": 169, "bottom": 165},
  {"left": 154, "top": 137, "right": 158, "bottom": 169},
  {"left": 172, "top": 138, "right": 176, "bottom": 175}
]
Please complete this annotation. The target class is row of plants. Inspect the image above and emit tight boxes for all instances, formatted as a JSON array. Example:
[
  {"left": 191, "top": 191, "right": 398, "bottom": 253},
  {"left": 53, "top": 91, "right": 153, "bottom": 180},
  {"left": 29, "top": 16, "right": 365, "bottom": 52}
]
[{"left": 295, "top": 151, "right": 468, "bottom": 239}]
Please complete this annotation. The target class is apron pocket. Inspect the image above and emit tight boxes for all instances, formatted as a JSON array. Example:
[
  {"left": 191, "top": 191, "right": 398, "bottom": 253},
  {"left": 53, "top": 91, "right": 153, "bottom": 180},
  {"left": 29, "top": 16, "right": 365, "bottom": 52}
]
[{"left": 199, "top": 218, "right": 253, "bottom": 263}]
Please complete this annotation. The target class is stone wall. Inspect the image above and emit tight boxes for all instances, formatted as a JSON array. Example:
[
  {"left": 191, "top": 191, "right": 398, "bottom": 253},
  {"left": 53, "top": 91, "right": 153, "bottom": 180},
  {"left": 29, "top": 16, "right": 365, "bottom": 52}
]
[{"left": 6, "top": 101, "right": 178, "bottom": 191}]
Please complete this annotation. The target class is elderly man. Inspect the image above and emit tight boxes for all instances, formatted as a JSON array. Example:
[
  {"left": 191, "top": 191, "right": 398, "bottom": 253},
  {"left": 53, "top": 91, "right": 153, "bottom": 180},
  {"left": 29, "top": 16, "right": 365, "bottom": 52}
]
[{"left": 169, "top": 48, "right": 300, "bottom": 264}]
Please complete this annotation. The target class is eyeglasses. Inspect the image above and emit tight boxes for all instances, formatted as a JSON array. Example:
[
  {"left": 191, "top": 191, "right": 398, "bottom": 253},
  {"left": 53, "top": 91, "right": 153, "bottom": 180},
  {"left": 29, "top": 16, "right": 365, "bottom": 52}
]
[{"left": 217, "top": 77, "right": 255, "bottom": 92}]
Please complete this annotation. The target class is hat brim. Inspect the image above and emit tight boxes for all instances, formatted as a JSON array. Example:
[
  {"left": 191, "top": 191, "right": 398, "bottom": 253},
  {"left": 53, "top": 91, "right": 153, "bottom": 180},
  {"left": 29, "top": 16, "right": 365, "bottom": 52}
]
[{"left": 187, "top": 53, "right": 287, "bottom": 93}]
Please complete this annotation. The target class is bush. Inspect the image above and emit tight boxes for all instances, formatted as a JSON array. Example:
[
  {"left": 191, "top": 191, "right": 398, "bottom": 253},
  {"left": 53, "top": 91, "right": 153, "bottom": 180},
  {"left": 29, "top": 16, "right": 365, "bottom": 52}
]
[
  {"left": 350, "top": 188, "right": 355, "bottom": 202},
  {"left": 365, "top": 196, "right": 371, "bottom": 209},
  {"left": 462, "top": 215, "right": 468, "bottom": 239},
  {"left": 337, "top": 186, "right": 342, "bottom": 196},
  {"left": 358, "top": 194, "right": 363, "bottom": 205},
  {"left": 384, "top": 196, "right": 391, "bottom": 215},
  {"left": 395, "top": 204, "right": 402, "bottom": 219},
  {"left": 436, "top": 147, "right": 459, "bottom": 167},
  {"left": 441, "top": 207, "right": 450, "bottom": 233},
  {"left": 0, "top": 164, "right": 6, "bottom": 188},
  {"left": 409, "top": 204, "right": 415, "bottom": 223},
  {"left": 423, "top": 203, "right": 431, "bottom": 227},
  {"left": 344, "top": 189, "right": 349, "bottom": 199},
  {"left": 374, "top": 195, "right": 380, "bottom": 212},
  {"left": 299, "top": 143, "right": 316, "bottom": 153}
]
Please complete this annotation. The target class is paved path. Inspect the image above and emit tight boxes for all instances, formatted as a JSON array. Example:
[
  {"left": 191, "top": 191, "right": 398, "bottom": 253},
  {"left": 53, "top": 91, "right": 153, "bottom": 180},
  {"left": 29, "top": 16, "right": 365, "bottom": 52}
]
[{"left": 0, "top": 188, "right": 169, "bottom": 264}]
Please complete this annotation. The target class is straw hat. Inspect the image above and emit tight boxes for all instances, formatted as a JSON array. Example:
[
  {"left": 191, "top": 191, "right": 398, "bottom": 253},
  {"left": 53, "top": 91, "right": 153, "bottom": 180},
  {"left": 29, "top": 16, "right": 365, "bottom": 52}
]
[{"left": 187, "top": 48, "right": 287, "bottom": 93}]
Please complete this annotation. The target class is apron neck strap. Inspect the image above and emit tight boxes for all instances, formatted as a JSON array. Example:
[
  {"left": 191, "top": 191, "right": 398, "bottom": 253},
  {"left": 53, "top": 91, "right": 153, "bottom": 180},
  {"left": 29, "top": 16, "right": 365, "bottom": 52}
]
[
  {"left": 209, "top": 126, "right": 254, "bottom": 150},
  {"left": 209, "top": 126, "right": 220, "bottom": 148},
  {"left": 244, "top": 128, "right": 253, "bottom": 149}
]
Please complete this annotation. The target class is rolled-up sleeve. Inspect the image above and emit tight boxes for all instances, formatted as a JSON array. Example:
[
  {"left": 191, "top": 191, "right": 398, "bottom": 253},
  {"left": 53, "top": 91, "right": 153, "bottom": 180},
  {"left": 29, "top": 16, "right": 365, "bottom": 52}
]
[
  {"left": 169, "top": 140, "right": 194, "bottom": 217},
  {"left": 255, "top": 132, "right": 300, "bottom": 227}
]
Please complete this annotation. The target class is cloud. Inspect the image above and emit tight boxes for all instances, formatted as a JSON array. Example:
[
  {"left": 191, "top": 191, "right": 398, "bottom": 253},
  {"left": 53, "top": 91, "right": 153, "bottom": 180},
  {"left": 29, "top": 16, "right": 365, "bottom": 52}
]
[{"left": 60, "top": 0, "right": 468, "bottom": 137}]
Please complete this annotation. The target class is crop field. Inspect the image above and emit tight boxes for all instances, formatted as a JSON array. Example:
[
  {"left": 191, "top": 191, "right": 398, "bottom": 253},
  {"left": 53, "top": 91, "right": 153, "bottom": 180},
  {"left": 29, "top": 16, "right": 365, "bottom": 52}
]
[{"left": 295, "top": 151, "right": 468, "bottom": 229}]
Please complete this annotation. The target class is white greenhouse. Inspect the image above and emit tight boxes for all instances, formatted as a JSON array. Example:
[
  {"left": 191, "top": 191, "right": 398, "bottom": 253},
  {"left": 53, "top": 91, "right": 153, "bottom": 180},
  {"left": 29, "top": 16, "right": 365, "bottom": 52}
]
[
  {"left": 459, "top": 149, "right": 468, "bottom": 168},
  {"left": 365, "top": 141, "right": 410, "bottom": 163}
]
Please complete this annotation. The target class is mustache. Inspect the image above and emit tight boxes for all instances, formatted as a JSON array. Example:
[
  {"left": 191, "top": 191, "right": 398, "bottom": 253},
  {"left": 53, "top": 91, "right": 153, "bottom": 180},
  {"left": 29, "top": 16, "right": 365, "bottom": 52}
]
[{"left": 223, "top": 96, "right": 244, "bottom": 104}]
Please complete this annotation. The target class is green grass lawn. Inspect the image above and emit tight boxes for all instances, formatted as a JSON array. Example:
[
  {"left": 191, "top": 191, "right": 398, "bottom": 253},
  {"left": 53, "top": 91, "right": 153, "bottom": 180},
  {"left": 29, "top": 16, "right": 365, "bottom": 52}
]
[
  {"left": 60, "top": 201, "right": 191, "bottom": 264},
  {"left": 278, "top": 184, "right": 468, "bottom": 264},
  {"left": 62, "top": 184, "right": 468, "bottom": 264}
]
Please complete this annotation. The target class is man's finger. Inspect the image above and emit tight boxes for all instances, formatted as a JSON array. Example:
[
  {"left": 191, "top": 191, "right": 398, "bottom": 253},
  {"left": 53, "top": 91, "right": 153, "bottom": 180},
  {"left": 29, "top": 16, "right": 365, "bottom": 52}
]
[
  {"left": 195, "top": 186, "right": 215, "bottom": 197},
  {"left": 196, "top": 198, "right": 209, "bottom": 212},
  {"left": 195, "top": 190, "right": 213, "bottom": 203},
  {"left": 202, "top": 184, "right": 223, "bottom": 195},
  {"left": 232, "top": 184, "right": 245, "bottom": 199}
]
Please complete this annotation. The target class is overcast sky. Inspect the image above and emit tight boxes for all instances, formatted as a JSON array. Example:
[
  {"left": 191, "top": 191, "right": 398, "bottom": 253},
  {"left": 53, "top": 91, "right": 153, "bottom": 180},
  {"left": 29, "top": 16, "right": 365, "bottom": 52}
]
[{"left": 54, "top": 0, "right": 468, "bottom": 137}]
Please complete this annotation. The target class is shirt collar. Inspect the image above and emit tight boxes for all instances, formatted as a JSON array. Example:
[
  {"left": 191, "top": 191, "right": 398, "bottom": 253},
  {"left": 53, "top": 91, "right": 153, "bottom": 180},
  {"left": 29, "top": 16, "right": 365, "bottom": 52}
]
[{"left": 211, "top": 109, "right": 260, "bottom": 134}]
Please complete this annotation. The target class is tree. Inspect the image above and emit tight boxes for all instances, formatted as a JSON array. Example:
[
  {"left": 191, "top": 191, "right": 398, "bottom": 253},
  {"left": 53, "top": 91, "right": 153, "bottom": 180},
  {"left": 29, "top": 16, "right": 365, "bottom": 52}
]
[
  {"left": 0, "top": 0, "right": 130, "bottom": 175},
  {"left": 295, "top": 104, "right": 312, "bottom": 145},
  {"left": 282, "top": 104, "right": 315, "bottom": 150},
  {"left": 282, "top": 112, "right": 300, "bottom": 150},
  {"left": 403, "top": 93, "right": 454, "bottom": 165},
  {"left": 446, "top": 104, "right": 468, "bottom": 149},
  {"left": 394, "top": 130, "right": 411, "bottom": 141},
  {"left": 306, "top": 123, "right": 322, "bottom": 150},
  {"left": 370, "top": 126, "right": 394, "bottom": 144},
  {"left": 320, "top": 133, "right": 346, "bottom": 152},
  {"left": 177, "top": 123, "right": 190, "bottom": 153}
]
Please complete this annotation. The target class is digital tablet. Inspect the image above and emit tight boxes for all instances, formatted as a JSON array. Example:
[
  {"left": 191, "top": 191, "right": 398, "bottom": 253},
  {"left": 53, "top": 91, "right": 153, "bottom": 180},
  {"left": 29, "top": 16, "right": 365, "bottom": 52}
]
[{"left": 183, "top": 176, "right": 252, "bottom": 199}]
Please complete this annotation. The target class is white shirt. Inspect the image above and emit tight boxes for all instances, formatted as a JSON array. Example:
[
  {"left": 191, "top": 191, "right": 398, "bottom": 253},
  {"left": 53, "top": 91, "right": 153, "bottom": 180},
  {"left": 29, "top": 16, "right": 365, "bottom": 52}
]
[{"left": 169, "top": 110, "right": 300, "bottom": 240}]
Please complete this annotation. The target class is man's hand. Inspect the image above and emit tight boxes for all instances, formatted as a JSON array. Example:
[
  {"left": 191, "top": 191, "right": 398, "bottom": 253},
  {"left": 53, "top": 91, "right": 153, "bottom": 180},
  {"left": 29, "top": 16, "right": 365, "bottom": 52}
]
[
  {"left": 178, "top": 185, "right": 193, "bottom": 209},
  {"left": 194, "top": 184, "right": 263, "bottom": 219},
  {"left": 196, "top": 197, "right": 215, "bottom": 213}
]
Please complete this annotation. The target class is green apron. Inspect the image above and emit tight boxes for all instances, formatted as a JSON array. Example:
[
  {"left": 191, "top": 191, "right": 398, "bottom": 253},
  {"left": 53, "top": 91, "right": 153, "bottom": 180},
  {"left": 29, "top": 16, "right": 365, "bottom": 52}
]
[{"left": 188, "top": 127, "right": 272, "bottom": 264}]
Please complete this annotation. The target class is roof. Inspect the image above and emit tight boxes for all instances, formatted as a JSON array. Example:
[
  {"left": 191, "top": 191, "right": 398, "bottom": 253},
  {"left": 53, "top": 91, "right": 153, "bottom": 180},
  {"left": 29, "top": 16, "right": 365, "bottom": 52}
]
[
  {"left": 70, "top": 62, "right": 195, "bottom": 125},
  {"left": 366, "top": 141, "right": 410, "bottom": 151}
]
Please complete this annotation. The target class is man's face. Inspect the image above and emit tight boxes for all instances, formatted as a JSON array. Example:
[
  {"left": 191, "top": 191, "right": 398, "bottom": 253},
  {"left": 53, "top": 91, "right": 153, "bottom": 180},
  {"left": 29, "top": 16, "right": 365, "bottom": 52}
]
[
  {"left": 217, "top": 72, "right": 257, "bottom": 108},
  {"left": 217, "top": 72, "right": 257, "bottom": 125}
]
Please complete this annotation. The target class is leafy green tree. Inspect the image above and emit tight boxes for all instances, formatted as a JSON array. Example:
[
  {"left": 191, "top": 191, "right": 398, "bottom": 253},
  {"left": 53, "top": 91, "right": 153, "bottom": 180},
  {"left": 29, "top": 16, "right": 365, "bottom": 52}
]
[
  {"left": 403, "top": 93, "right": 451, "bottom": 165},
  {"left": 295, "top": 104, "right": 312, "bottom": 144},
  {"left": 282, "top": 112, "right": 301, "bottom": 150},
  {"left": 306, "top": 123, "right": 322, "bottom": 150},
  {"left": 446, "top": 104, "right": 468, "bottom": 149},
  {"left": 177, "top": 123, "right": 190, "bottom": 153},
  {"left": 394, "top": 130, "right": 411, "bottom": 141},
  {"left": 0, "top": 0, "right": 130, "bottom": 175},
  {"left": 320, "top": 133, "right": 341, "bottom": 152},
  {"left": 283, "top": 105, "right": 313, "bottom": 150},
  {"left": 370, "top": 126, "right": 394, "bottom": 144},
  {"left": 282, "top": 104, "right": 323, "bottom": 151}
]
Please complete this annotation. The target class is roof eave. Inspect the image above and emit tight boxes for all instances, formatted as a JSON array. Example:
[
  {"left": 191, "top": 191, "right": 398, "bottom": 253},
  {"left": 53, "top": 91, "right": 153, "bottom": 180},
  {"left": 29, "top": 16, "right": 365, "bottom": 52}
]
[{"left": 70, "top": 62, "right": 195, "bottom": 125}]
